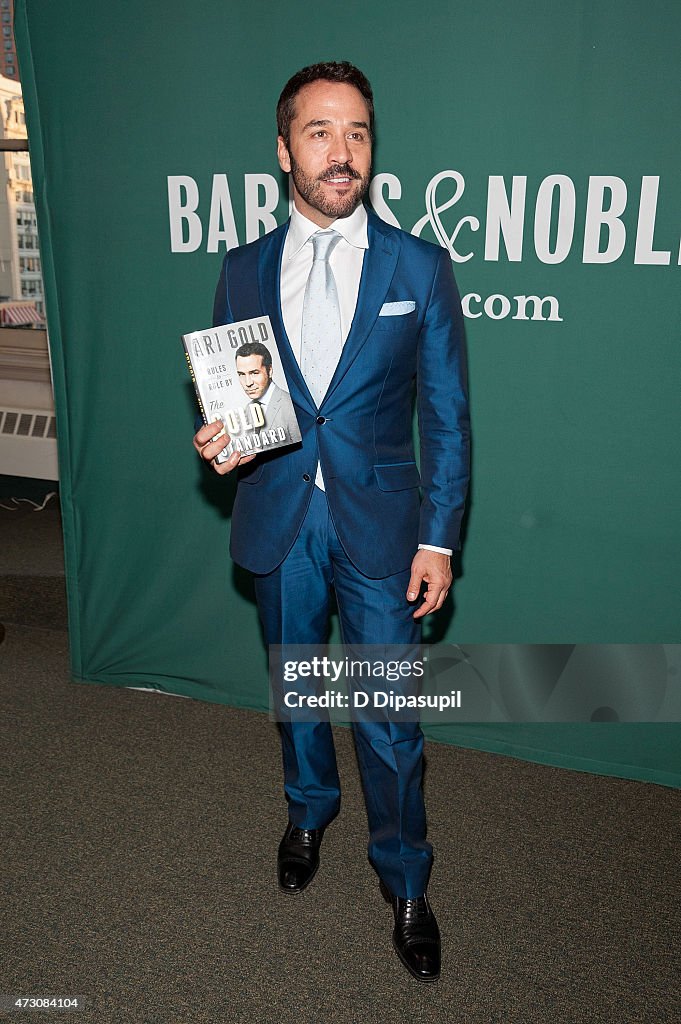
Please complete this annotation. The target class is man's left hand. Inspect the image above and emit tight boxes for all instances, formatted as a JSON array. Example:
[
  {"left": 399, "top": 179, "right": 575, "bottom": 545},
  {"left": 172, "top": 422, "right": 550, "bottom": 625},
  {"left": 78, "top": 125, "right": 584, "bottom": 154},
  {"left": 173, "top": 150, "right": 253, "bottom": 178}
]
[{"left": 406, "top": 550, "right": 453, "bottom": 619}]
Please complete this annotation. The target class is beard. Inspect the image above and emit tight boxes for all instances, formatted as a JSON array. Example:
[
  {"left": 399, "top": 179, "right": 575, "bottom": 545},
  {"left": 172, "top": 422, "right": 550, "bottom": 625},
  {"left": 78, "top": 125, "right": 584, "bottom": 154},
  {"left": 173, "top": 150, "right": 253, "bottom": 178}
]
[{"left": 289, "top": 154, "right": 371, "bottom": 220}]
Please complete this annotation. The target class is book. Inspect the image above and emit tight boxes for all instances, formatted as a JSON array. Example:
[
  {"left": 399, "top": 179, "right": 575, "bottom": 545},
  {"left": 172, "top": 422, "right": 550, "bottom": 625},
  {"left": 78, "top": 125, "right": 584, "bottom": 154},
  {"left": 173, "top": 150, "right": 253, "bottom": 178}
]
[{"left": 182, "top": 315, "right": 301, "bottom": 463}]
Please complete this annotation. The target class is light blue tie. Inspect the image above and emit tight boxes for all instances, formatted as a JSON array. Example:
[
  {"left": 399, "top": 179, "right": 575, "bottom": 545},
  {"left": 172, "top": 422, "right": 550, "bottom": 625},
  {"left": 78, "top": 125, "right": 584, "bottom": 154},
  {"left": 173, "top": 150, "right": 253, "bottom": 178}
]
[{"left": 301, "top": 229, "right": 343, "bottom": 407}]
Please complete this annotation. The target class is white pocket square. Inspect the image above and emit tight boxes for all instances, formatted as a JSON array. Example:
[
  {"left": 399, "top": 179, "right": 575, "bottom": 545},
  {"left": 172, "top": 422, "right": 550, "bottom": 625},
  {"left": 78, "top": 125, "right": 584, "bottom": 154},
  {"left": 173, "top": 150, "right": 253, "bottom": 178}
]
[{"left": 379, "top": 300, "right": 416, "bottom": 316}]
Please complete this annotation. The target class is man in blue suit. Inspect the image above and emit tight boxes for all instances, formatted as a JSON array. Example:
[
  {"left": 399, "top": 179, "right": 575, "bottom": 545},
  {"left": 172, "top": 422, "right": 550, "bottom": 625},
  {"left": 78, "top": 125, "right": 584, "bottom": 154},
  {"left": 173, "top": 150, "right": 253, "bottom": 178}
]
[{"left": 194, "top": 61, "right": 470, "bottom": 983}]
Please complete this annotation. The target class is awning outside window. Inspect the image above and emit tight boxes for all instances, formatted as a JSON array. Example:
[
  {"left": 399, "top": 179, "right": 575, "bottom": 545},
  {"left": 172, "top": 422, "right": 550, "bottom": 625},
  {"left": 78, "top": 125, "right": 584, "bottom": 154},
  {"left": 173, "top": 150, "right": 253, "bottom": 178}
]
[{"left": 0, "top": 304, "right": 45, "bottom": 326}]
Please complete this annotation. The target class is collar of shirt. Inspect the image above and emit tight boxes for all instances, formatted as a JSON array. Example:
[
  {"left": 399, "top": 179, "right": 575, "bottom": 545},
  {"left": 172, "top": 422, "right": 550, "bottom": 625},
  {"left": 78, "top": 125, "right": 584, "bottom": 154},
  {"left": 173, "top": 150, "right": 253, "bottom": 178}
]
[
  {"left": 279, "top": 200, "right": 367, "bottom": 374},
  {"left": 256, "top": 381, "right": 274, "bottom": 409},
  {"left": 285, "top": 203, "right": 369, "bottom": 260}
]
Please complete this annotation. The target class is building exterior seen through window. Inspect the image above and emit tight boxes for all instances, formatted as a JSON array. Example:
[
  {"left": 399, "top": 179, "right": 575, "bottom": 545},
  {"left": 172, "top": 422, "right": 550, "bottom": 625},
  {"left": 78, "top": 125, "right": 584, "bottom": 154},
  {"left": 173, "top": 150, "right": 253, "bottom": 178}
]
[
  {"left": 0, "top": 3, "right": 46, "bottom": 329},
  {"left": 1, "top": 1, "right": 17, "bottom": 80},
  {"left": 0, "top": 74, "right": 46, "bottom": 328}
]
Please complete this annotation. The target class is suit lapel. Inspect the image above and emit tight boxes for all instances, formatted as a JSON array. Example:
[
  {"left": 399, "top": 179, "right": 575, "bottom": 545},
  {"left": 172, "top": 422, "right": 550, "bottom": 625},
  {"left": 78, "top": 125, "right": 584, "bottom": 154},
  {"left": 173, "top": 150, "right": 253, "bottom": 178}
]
[
  {"left": 321, "top": 210, "right": 400, "bottom": 407},
  {"left": 256, "top": 209, "right": 401, "bottom": 413},
  {"left": 257, "top": 223, "right": 317, "bottom": 414}
]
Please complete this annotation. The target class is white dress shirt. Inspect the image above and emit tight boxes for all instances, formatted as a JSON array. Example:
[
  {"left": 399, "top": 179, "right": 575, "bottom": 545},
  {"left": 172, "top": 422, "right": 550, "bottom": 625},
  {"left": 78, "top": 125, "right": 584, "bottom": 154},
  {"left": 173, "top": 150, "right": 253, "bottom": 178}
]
[
  {"left": 279, "top": 204, "right": 451, "bottom": 557},
  {"left": 281, "top": 204, "right": 368, "bottom": 362},
  {"left": 256, "top": 381, "right": 275, "bottom": 414}
]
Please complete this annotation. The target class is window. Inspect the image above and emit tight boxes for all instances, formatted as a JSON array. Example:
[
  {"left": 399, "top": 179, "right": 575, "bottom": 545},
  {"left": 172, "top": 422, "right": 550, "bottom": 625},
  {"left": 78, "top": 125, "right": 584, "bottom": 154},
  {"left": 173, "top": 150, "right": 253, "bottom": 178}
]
[
  {"left": 4, "top": 40, "right": 12, "bottom": 51},
  {"left": 20, "top": 258, "right": 42, "bottom": 274},
  {"left": 0, "top": 94, "right": 47, "bottom": 347}
]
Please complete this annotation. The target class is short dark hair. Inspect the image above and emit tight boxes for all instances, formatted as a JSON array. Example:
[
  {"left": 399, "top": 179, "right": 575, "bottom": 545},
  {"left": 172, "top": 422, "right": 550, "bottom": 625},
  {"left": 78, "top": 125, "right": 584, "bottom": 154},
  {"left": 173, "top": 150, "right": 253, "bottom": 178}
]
[
  {"left": 277, "top": 61, "right": 374, "bottom": 148},
  {"left": 235, "top": 342, "right": 272, "bottom": 370}
]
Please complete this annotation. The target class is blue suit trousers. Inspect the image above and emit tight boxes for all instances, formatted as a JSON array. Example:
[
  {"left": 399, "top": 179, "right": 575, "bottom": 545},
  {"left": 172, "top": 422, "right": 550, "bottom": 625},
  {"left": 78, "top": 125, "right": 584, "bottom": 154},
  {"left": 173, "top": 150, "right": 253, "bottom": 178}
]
[{"left": 254, "top": 486, "right": 433, "bottom": 899}]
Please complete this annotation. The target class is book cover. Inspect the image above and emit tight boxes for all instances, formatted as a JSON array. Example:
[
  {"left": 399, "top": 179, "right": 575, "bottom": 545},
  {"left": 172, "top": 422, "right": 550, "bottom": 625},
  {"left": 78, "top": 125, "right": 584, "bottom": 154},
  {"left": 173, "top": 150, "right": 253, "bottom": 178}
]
[{"left": 182, "top": 315, "right": 301, "bottom": 463}]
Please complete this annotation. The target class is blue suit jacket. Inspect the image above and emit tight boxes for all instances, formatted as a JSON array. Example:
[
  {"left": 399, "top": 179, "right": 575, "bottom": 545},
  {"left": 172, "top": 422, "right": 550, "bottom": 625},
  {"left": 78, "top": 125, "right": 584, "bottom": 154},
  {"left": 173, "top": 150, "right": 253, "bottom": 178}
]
[{"left": 212, "top": 207, "right": 470, "bottom": 579}]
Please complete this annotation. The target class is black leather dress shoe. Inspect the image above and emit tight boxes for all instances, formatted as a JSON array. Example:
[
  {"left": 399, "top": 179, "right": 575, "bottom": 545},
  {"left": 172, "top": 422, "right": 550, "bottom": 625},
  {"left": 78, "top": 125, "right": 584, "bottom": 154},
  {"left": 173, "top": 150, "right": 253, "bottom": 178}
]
[
  {"left": 380, "top": 880, "right": 441, "bottom": 982},
  {"left": 277, "top": 822, "right": 325, "bottom": 894}
]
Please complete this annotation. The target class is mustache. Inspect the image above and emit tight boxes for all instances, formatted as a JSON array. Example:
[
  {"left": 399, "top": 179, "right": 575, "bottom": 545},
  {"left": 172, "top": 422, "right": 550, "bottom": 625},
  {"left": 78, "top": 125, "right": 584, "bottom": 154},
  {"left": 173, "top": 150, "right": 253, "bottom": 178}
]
[{"left": 318, "top": 164, "right": 362, "bottom": 181}]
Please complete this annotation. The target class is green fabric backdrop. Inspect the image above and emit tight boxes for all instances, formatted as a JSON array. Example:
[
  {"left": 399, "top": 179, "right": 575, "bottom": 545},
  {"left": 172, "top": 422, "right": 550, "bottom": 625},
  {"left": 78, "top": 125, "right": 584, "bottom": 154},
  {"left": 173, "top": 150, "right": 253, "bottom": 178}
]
[{"left": 15, "top": 0, "right": 681, "bottom": 787}]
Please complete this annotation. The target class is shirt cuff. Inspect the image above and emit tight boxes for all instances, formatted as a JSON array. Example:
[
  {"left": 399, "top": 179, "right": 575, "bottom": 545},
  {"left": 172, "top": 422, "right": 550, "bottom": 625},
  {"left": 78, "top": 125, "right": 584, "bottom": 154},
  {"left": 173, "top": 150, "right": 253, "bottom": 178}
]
[{"left": 418, "top": 543, "right": 453, "bottom": 556}]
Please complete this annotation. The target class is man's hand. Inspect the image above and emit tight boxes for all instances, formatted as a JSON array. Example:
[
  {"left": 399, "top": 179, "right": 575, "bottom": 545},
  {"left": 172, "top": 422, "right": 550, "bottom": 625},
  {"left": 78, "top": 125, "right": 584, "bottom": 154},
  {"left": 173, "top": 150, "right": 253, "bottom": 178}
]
[
  {"left": 406, "top": 549, "right": 452, "bottom": 619},
  {"left": 193, "top": 419, "right": 257, "bottom": 474}
]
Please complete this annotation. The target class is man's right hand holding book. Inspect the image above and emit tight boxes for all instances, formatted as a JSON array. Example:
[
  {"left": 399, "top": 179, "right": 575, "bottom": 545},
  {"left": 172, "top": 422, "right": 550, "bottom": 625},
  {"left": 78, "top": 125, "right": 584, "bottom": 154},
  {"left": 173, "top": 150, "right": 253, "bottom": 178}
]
[{"left": 193, "top": 419, "right": 257, "bottom": 475}]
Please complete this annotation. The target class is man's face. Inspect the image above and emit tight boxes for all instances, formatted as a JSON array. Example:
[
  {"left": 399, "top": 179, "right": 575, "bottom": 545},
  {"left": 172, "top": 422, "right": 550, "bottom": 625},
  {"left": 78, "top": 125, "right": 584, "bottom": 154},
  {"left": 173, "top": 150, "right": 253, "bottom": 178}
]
[
  {"left": 236, "top": 354, "right": 272, "bottom": 400},
  {"left": 277, "top": 80, "right": 372, "bottom": 228}
]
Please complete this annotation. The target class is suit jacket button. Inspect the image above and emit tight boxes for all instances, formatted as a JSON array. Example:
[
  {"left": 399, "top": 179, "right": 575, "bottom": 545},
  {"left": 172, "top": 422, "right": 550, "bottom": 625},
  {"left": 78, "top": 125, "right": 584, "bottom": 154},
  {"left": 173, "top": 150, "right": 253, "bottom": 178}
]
[
  {"left": 302, "top": 473, "right": 311, "bottom": 482},
  {"left": 316, "top": 416, "right": 326, "bottom": 425}
]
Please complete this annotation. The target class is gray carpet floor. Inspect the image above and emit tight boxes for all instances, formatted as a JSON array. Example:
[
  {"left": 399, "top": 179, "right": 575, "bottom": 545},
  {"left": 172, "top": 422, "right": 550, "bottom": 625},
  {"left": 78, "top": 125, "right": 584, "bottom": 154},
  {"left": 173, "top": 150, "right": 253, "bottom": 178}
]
[
  {"left": 1, "top": 500, "right": 680, "bottom": 1023},
  {"left": 1, "top": 625, "right": 680, "bottom": 1024}
]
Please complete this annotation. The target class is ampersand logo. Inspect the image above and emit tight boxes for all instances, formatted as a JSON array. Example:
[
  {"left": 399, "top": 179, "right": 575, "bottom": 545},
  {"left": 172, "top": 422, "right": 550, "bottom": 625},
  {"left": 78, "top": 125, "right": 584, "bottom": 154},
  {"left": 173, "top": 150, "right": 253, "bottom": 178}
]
[{"left": 411, "top": 170, "right": 480, "bottom": 262}]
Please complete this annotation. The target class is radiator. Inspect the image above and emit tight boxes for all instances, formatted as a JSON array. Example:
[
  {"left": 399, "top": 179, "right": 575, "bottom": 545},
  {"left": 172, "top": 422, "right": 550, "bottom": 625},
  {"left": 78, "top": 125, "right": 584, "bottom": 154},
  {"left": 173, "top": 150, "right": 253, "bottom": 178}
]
[{"left": 0, "top": 405, "right": 59, "bottom": 480}]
